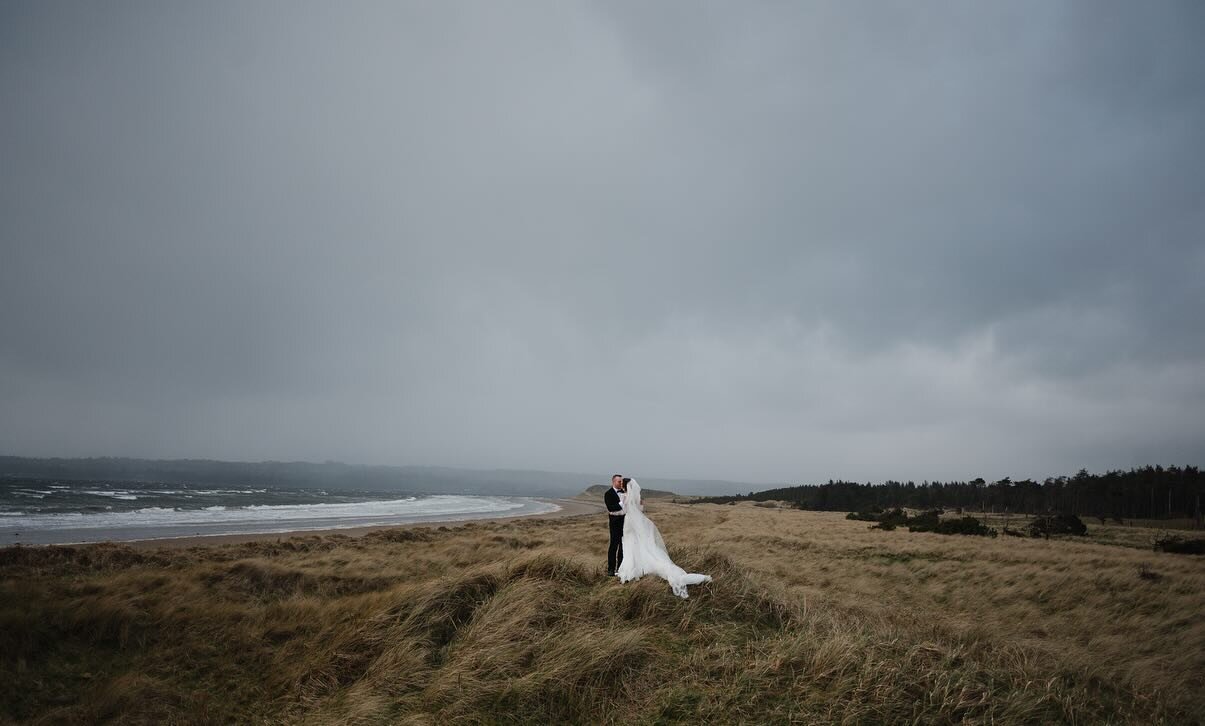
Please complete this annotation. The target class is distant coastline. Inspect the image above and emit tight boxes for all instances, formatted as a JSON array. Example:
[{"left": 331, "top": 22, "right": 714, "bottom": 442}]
[{"left": 0, "top": 455, "right": 764, "bottom": 497}]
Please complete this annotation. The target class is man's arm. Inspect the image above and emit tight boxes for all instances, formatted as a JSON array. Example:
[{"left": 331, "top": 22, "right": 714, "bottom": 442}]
[{"left": 605, "top": 489, "right": 622, "bottom": 513}]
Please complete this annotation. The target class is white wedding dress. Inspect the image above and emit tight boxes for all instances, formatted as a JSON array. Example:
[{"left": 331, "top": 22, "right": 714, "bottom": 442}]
[{"left": 615, "top": 479, "right": 712, "bottom": 598}]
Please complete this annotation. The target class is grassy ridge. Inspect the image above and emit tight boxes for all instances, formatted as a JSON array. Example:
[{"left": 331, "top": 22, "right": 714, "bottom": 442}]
[{"left": 1, "top": 505, "right": 1202, "bottom": 723}]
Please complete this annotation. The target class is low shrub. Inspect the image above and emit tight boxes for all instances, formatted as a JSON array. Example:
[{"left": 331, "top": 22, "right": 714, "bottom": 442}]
[
  {"left": 871, "top": 509, "right": 911, "bottom": 530},
  {"left": 908, "top": 513, "right": 995, "bottom": 537},
  {"left": 1153, "top": 535, "right": 1205, "bottom": 555},
  {"left": 905, "top": 510, "right": 942, "bottom": 532},
  {"left": 846, "top": 507, "right": 888, "bottom": 522},
  {"left": 929, "top": 517, "right": 996, "bottom": 537},
  {"left": 848, "top": 508, "right": 910, "bottom": 530},
  {"left": 853, "top": 509, "right": 995, "bottom": 537},
  {"left": 1029, "top": 514, "right": 1088, "bottom": 538}
]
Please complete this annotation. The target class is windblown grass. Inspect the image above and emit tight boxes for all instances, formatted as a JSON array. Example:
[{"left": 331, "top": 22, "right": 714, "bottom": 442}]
[{"left": 1, "top": 505, "right": 1201, "bottom": 723}]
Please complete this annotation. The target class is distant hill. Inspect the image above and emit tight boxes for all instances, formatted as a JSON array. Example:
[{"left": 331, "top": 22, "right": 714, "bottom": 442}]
[
  {"left": 0, "top": 456, "right": 768, "bottom": 498},
  {"left": 579, "top": 484, "right": 688, "bottom": 501}
]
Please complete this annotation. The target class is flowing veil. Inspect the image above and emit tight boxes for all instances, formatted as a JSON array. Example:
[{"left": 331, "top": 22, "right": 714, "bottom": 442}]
[{"left": 616, "top": 479, "right": 712, "bottom": 598}]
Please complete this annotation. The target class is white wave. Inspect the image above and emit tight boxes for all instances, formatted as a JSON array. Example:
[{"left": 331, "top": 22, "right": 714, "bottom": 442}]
[
  {"left": 0, "top": 495, "right": 551, "bottom": 532},
  {"left": 81, "top": 490, "right": 139, "bottom": 500}
]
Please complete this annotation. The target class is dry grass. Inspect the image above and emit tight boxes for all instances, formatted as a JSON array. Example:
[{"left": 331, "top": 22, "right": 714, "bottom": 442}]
[{"left": 1, "top": 504, "right": 1202, "bottom": 724}]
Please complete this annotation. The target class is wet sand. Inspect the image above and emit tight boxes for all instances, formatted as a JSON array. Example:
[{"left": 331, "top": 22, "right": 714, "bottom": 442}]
[{"left": 117, "top": 497, "right": 604, "bottom": 549}]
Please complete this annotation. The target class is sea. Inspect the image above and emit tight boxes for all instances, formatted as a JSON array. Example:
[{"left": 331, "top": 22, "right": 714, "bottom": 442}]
[{"left": 0, "top": 479, "right": 561, "bottom": 545}]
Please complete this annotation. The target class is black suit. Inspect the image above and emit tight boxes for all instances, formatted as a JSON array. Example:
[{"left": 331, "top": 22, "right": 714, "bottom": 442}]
[{"left": 604, "top": 487, "right": 624, "bottom": 574}]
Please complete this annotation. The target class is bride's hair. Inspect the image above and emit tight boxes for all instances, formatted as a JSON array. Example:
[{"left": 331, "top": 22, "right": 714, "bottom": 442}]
[{"left": 621, "top": 477, "right": 632, "bottom": 486}]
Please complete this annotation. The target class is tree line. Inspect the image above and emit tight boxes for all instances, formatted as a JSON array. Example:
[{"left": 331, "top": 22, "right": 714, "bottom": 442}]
[{"left": 695, "top": 465, "right": 1204, "bottom": 521}]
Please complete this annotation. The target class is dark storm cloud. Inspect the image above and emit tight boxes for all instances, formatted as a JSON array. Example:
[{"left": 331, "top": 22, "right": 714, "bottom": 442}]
[{"left": 2, "top": 1, "right": 1202, "bottom": 484}]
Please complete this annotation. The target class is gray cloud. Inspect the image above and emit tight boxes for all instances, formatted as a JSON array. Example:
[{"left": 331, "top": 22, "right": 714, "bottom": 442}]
[{"left": 2, "top": 0, "right": 1202, "bottom": 484}]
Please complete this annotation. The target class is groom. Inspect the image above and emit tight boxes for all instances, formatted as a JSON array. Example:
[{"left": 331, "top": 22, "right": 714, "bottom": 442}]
[{"left": 604, "top": 474, "right": 626, "bottom": 576}]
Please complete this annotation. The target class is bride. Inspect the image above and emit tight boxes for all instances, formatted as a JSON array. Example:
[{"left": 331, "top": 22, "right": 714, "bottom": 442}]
[{"left": 615, "top": 478, "right": 712, "bottom": 598}]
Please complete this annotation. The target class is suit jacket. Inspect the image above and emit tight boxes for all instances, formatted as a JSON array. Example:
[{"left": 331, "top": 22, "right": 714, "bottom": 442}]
[{"left": 604, "top": 487, "right": 624, "bottom": 514}]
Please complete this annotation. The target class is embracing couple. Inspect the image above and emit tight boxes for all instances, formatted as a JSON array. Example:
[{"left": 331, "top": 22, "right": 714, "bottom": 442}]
[{"left": 604, "top": 475, "right": 712, "bottom": 598}]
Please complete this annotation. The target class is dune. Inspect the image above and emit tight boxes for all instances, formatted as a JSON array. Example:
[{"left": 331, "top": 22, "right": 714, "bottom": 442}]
[{"left": 1, "top": 502, "right": 1201, "bottom": 723}]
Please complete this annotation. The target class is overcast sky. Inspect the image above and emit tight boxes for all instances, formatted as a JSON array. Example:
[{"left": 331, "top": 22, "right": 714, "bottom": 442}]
[{"left": 1, "top": 1, "right": 1202, "bottom": 484}]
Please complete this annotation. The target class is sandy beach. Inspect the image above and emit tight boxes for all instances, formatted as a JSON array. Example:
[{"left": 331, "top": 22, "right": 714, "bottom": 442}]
[{"left": 114, "top": 496, "right": 604, "bottom": 549}]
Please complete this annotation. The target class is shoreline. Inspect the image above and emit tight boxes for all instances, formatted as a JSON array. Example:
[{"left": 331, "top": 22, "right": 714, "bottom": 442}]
[{"left": 48, "top": 497, "right": 604, "bottom": 549}]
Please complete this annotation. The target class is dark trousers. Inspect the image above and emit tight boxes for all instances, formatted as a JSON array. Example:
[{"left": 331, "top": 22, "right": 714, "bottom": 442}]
[{"left": 607, "top": 514, "right": 624, "bottom": 573}]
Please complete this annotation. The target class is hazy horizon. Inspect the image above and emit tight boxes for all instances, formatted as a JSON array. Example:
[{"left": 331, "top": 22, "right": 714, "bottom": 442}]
[
  {"left": 3, "top": 2, "right": 1203, "bottom": 484},
  {"left": 0, "top": 451, "right": 783, "bottom": 487},
  {"left": 4, "top": 451, "right": 1199, "bottom": 491}
]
